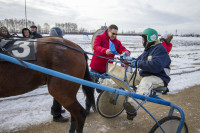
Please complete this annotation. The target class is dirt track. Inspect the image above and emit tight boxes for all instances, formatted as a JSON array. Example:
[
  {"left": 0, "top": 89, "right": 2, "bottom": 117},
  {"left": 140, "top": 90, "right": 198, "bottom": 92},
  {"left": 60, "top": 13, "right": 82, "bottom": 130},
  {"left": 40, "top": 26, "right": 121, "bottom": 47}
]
[{"left": 12, "top": 85, "right": 200, "bottom": 133}]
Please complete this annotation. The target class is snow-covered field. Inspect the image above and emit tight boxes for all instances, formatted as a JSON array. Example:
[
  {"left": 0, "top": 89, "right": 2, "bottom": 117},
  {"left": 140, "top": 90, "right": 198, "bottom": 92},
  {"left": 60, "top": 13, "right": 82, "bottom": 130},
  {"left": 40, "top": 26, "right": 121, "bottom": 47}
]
[{"left": 0, "top": 35, "right": 200, "bottom": 132}]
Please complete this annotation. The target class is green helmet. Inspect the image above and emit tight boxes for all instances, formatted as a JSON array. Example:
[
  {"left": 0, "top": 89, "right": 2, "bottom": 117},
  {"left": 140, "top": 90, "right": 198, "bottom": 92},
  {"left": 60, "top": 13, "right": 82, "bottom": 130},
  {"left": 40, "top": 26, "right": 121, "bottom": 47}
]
[{"left": 142, "top": 28, "right": 158, "bottom": 42}]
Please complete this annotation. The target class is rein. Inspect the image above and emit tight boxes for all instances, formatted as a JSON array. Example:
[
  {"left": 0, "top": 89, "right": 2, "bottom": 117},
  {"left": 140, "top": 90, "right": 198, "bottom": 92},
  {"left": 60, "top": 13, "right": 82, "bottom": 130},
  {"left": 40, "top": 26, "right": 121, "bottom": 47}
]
[
  {"left": 0, "top": 36, "right": 120, "bottom": 66},
  {"left": 27, "top": 38, "right": 120, "bottom": 60}
]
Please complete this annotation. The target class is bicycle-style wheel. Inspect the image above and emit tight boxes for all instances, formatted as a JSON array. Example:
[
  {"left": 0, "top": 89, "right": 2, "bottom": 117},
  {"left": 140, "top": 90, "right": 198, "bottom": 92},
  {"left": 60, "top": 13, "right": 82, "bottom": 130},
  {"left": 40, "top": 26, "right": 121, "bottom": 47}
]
[
  {"left": 149, "top": 116, "right": 188, "bottom": 133},
  {"left": 97, "top": 91, "right": 127, "bottom": 118}
]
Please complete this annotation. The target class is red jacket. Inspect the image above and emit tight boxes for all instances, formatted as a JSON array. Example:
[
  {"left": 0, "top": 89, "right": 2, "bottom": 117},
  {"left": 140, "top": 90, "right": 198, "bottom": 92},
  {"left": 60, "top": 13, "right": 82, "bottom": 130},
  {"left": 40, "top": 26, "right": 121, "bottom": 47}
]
[
  {"left": 90, "top": 29, "right": 130, "bottom": 72},
  {"left": 161, "top": 41, "right": 172, "bottom": 54}
]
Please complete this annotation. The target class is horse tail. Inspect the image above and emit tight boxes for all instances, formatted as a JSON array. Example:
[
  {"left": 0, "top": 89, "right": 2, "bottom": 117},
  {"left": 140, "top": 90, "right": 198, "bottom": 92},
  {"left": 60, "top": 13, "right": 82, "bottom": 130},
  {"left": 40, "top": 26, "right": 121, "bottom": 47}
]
[{"left": 82, "top": 54, "right": 96, "bottom": 112}]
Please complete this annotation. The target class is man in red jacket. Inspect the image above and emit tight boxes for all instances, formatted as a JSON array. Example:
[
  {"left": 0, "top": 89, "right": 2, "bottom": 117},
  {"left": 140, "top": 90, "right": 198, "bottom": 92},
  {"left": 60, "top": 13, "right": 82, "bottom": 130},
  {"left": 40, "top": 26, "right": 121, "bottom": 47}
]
[
  {"left": 86, "top": 24, "right": 130, "bottom": 114},
  {"left": 90, "top": 24, "right": 130, "bottom": 73}
]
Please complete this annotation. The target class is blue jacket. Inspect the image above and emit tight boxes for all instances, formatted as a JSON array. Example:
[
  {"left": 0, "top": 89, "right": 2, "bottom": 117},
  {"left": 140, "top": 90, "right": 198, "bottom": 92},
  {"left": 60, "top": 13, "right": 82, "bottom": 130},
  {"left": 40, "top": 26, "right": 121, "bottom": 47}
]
[{"left": 137, "top": 42, "right": 171, "bottom": 86}]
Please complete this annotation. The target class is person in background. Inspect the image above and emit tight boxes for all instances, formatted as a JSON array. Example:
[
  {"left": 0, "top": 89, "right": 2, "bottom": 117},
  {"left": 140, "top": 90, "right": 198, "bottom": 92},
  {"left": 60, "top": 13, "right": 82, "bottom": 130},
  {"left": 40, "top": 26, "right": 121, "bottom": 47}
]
[
  {"left": 87, "top": 24, "right": 131, "bottom": 115},
  {"left": 160, "top": 33, "right": 173, "bottom": 54},
  {"left": 49, "top": 27, "right": 69, "bottom": 123},
  {"left": 123, "top": 28, "right": 171, "bottom": 120},
  {"left": 0, "top": 26, "right": 12, "bottom": 39},
  {"left": 22, "top": 28, "right": 31, "bottom": 38},
  {"left": 30, "top": 25, "right": 42, "bottom": 39},
  {"left": 50, "top": 27, "right": 63, "bottom": 36}
]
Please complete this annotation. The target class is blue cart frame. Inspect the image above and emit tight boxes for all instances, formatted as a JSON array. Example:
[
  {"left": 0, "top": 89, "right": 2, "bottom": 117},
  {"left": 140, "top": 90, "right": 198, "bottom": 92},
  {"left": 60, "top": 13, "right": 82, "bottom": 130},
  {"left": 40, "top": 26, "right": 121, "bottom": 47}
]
[{"left": 0, "top": 53, "right": 187, "bottom": 133}]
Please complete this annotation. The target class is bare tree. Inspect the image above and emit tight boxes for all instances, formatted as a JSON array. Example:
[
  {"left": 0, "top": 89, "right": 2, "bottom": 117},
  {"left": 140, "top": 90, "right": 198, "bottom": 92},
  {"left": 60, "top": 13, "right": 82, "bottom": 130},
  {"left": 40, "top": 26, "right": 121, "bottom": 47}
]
[
  {"left": 55, "top": 22, "right": 78, "bottom": 33},
  {"left": 43, "top": 23, "right": 50, "bottom": 34},
  {"left": 37, "top": 24, "right": 42, "bottom": 33}
]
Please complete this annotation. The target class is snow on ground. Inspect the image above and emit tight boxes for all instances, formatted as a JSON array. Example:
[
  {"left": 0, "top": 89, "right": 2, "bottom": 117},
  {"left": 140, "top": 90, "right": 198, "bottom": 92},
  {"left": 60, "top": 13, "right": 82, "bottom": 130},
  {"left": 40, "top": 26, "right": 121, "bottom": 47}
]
[{"left": 0, "top": 35, "right": 200, "bottom": 132}]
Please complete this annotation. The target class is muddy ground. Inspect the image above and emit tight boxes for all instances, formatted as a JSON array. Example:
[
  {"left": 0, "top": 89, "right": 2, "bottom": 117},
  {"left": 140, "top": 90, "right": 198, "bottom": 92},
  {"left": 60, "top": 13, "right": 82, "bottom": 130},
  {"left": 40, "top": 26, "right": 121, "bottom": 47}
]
[{"left": 11, "top": 85, "right": 200, "bottom": 133}]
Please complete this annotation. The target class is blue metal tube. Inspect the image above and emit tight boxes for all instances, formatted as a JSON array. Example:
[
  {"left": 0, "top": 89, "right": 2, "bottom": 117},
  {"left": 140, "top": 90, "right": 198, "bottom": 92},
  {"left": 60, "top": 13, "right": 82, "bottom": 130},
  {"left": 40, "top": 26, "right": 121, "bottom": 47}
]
[
  {"left": 130, "top": 93, "right": 171, "bottom": 106},
  {"left": 171, "top": 103, "right": 185, "bottom": 133},
  {"left": 0, "top": 53, "right": 170, "bottom": 106},
  {"left": 0, "top": 53, "right": 174, "bottom": 106}
]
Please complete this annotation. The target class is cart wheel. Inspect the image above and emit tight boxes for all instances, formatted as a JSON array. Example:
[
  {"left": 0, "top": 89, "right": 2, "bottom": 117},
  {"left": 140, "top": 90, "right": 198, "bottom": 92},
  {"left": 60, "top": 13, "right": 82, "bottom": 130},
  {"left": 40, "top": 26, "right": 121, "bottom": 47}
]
[
  {"left": 97, "top": 90, "right": 127, "bottom": 118},
  {"left": 149, "top": 116, "right": 188, "bottom": 133}
]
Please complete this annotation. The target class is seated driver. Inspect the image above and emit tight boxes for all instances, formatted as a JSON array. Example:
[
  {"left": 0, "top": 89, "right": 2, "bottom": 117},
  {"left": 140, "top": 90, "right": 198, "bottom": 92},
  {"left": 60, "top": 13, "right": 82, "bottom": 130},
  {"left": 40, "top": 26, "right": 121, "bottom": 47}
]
[{"left": 124, "top": 28, "right": 171, "bottom": 120}]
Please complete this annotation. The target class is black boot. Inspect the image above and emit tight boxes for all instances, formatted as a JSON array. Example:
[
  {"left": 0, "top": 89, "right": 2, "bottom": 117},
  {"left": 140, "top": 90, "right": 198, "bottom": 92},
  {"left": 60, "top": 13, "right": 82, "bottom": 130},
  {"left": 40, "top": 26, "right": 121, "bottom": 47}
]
[
  {"left": 53, "top": 115, "right": 69, "bottom": 122},
  {"left": 124, "top": 102, "right": 137, "bottom": 120}
]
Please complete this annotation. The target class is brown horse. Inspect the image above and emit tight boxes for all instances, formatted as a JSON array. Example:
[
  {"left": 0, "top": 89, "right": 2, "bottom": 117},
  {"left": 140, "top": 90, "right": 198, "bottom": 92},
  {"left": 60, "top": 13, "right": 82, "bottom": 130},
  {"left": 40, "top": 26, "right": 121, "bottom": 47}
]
[{"left": 0, "top": 37, "right": 96, "bottom": 133}]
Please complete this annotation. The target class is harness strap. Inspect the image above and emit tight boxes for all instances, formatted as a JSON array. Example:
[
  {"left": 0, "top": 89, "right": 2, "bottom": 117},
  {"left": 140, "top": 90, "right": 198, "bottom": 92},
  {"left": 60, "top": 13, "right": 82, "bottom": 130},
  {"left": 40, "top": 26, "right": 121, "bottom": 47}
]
[
  {"left": 2, "top": 35, "right": 120, "bottom": 60},
  {"left": 28, "top": 40, "right": 118, "bottom": 60}
]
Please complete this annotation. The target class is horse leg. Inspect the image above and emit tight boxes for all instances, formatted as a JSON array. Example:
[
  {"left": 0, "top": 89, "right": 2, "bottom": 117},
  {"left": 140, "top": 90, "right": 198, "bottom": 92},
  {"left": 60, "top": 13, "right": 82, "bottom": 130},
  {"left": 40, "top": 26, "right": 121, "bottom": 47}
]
[
  {"left": 69, "top": 117, "right": 76, "bottom": 133},
  {"left": 48, "top": 77, "right": 87, "bottom": 133},
  {"left": 66, "top": 100, "right": 87, "bottom": 133}
]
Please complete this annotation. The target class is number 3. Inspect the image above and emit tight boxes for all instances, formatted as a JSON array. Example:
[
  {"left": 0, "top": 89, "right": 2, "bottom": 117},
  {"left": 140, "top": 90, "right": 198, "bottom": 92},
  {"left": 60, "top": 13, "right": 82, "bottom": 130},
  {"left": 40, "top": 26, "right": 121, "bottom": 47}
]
[{"left": 12, "top": 41, "right": 30, "bottom": 58}]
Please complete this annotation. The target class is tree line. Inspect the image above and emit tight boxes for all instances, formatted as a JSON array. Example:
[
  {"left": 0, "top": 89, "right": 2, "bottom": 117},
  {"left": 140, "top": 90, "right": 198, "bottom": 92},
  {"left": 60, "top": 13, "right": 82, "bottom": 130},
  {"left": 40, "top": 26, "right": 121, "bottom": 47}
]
[
  {"left": 0, "top": 18, "right": 88, "bottom": 34},
  {"left": 0, "top": 18, "right": 35, "bottom": 33},
  {"left": 1, "top": 18, "right": 198, "bottom": 37}
]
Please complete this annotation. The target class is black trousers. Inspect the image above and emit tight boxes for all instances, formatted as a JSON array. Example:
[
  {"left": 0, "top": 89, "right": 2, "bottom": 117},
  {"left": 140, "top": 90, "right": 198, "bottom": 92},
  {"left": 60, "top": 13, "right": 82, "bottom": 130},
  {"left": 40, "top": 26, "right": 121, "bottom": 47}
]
[
  {"left": 85, "top": 68, "right": 105, "bottom": 109},
  {"left": 51, "top": 98, "right": 62, "bottom": 118}
]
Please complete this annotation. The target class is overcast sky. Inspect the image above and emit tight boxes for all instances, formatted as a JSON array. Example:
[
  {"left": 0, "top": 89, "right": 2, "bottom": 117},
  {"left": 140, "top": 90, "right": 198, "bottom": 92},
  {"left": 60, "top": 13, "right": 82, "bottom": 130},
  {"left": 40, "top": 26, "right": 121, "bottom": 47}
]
[{"left": 0, "top": 0, "right": 200, "bottom": 34}]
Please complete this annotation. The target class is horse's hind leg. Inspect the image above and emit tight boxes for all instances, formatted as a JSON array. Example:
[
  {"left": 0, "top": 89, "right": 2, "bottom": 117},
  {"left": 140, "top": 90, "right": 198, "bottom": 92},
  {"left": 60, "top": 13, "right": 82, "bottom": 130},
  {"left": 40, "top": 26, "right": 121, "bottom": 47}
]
[
  {"left": 67, "top": 100, "right": 87, "bottom": 133},
  {"left": 48, "top": 78, "right": 87, "bottom": 133}
]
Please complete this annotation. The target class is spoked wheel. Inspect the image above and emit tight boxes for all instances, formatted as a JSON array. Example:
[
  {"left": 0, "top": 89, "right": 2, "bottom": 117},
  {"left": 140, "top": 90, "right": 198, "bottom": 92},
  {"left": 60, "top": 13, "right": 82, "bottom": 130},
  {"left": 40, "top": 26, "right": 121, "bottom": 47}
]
[
  {"left": 149, "top": 116, "right": 188, "bottom": 133},
  {"left": 96, "top": 90, "right": 127, "bottom": 118}
]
